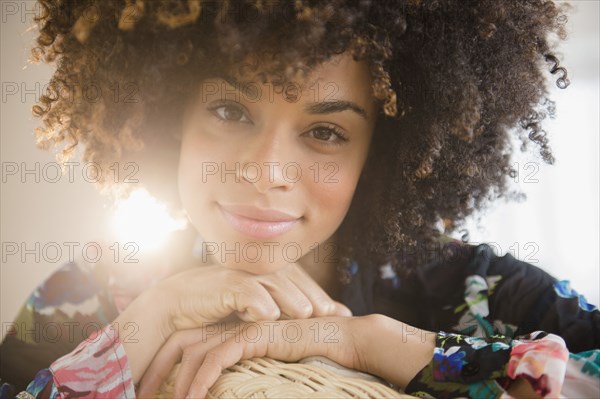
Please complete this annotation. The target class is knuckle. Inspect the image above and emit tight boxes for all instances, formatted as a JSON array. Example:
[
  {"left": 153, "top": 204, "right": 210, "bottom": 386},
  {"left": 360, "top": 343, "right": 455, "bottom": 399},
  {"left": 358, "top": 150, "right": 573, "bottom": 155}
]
[
  {"left": 203, "top": 350, "right": 225, "bottom": 368},
  {"left": 168, "top": 331, "right": 185, "bottom": 349},
  {"left": 233, "top": 282, "right": 261, "bottom": 305},
  {"left": 263, "top": 304, "right": 281, "bottom": 320},
  {"left": 245, "top": 296, "right": 280, "bottom": 320},
  {"left": 180, "top": 348, "right": 196, "bottom": 365},
  {"left": 238, "top": 278, "right": 262, "bottom": 294},
  {"left": 312, "top": 298, "right": 334, "bottom": 315},
  {"left": 292, "top": 299, "right": 313, "bottom": 318}
]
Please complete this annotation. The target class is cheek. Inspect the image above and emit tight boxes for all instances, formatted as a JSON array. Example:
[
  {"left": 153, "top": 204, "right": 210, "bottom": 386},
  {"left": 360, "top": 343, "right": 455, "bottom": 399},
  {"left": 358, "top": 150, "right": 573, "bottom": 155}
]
[
  {"left": 306, "top": 162, "right": 361, "bottom": 230},
  {"left": 178, "top": 136, "right": 199, "bottom": 205},
  {"left": 177, "top": 133, "right": 216, "bottom": 221},
  {"left": 178, "top": 124, "right": 234, "bottom": 191}
]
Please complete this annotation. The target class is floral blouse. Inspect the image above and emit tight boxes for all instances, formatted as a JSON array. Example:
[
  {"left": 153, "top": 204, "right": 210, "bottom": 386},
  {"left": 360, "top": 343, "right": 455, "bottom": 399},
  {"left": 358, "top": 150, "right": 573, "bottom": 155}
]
[{"left": 1, "top": 235, "right": 599, "bottom": 398}]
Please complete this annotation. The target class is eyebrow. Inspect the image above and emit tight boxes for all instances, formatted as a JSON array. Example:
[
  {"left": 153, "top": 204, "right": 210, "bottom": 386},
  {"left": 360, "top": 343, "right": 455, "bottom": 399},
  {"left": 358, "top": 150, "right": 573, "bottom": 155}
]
[
  {"left": 220, "top": 76, "right": 368, "bottom": 120},
  {"left": 304, "top": 100, "right": 368, "bottom": 120}
]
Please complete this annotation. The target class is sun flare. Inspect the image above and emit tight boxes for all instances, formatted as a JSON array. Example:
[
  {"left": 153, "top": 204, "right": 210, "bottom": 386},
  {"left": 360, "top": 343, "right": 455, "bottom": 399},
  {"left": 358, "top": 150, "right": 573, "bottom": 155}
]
[{"left": 111, "top": 189, "right": 187, "bottom": 251}]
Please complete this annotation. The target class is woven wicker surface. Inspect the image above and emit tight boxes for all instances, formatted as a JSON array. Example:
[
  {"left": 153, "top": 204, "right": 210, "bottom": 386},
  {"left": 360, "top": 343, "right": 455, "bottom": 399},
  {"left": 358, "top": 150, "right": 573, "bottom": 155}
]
[{"left": 157, "top": 357, "right": 417, "bottom": 398}]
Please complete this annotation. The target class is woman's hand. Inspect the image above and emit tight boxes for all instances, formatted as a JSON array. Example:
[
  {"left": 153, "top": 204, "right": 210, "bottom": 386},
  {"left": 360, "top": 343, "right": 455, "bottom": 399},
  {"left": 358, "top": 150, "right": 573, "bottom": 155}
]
[
  {"left": 136, "top": 314, "right": 437, "bottom": 398},
  {"left": 136, "top": 316, "right": 362, "bottom": 399},
  {"left": 114, "top": 263, "right": 352, "bottom": 383},
  {"left": 160, "top": 263, "right": 351, "bottom": 329}
]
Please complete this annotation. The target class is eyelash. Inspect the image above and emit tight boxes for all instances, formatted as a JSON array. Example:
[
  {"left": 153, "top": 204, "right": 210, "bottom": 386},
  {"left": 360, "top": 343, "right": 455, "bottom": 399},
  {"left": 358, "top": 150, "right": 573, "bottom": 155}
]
[
  {"left": 207, "top": 102, "right": 350, "bottom": 147},
  {"left": 207, "top": 102, "right": 252, "bottom": 125},
  {"left": 309, "top": 124, "right": 349, "bottom": 147}
]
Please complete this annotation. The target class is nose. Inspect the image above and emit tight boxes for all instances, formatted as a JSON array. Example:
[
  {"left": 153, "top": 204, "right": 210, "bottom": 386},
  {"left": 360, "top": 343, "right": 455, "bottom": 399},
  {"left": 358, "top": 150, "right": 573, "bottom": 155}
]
[{"left": 237, "top": 127, "right": 297, "bottom": 193}]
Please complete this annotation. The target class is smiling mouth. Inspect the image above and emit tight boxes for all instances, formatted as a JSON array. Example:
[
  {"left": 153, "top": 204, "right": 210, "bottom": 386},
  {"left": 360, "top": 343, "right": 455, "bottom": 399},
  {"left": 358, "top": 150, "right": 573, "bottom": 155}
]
[{"left": 218, "top": 203, "right": 302, "bottom": 239}]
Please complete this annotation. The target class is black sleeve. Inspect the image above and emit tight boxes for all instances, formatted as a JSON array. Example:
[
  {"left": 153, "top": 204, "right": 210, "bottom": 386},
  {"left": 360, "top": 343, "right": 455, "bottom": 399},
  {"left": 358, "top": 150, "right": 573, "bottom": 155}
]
[
  {"left": 484, "top": 245, "right": 600, "bottom": 352},
  {"left": 384, "top": 241, "right": 600, "bottom": 353}
]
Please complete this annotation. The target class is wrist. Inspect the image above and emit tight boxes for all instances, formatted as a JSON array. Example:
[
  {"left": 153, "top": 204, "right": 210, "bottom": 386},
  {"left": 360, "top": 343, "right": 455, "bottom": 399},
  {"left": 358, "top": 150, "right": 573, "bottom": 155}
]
[
  {"left": 116, "top": 288, "right": 173, "bottom": 384},
  {"left": 356, "top": 314, "right": 436, "bottom": 389}
]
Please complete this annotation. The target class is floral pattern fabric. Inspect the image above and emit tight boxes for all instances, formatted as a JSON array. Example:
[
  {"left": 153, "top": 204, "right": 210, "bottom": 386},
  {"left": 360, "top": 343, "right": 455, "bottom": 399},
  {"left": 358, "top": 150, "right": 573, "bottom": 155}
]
[
  {"left": 50, "top": 323, "right": 134, "bottom": 398},
  {"left": 403, "top": 330, "right": 592, "bottom": 398},
  {"left": 1, "top": 235, "right": 599, "bottom": 398},
  {"left": 339, "top": 238, "right": 600, "bottom": 398}
]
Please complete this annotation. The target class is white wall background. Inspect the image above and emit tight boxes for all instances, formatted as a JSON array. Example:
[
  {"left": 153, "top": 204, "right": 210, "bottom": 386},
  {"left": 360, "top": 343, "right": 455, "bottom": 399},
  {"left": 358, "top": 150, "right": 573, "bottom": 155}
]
[
  {"left": 1, "top": 1, "right": 599, "bottom": 341},
  {"left": 459, "top": 0, "right": 599, "bottom": 308},
  {"left": 1, "top": 1, "right": 114, "bottom": 340}
]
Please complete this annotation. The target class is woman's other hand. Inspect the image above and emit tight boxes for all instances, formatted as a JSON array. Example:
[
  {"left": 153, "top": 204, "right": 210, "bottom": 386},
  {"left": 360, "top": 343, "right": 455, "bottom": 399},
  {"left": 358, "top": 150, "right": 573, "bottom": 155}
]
[
  {"left": 137, "top": 314, "right": 436, "bottom": 399},
  {"left": 136, "top": 316, "right": 360, "bottom": 399}
]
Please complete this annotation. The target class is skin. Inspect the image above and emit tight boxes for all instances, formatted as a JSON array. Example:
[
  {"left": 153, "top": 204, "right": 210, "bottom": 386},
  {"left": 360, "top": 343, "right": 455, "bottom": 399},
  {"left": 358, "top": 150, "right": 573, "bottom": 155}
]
[{"left": 177, "top": 53, "right": 377, "bottom": 275}]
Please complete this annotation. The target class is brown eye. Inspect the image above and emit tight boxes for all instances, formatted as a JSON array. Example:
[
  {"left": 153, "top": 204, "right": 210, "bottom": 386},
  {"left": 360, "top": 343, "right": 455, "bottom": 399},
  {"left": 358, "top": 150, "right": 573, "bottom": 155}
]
[
  {"left": 210, "top": 103, "right": 250, "bottom": 123},
  {"left": 313, "top": 127, "right": 335, "bottom": 141},
  {"left": 305, "top": 125, "right": 349, "bottom": 147},
  {"left": 218, "top": 105, "right": 243, "bottom": 121}
]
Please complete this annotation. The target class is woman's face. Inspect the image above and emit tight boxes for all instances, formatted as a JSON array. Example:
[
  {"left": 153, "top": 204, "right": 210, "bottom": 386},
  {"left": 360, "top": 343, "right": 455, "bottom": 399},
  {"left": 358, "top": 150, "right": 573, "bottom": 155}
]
[{"left": 178, "top": 52, "right": 377, "bottom": 274}]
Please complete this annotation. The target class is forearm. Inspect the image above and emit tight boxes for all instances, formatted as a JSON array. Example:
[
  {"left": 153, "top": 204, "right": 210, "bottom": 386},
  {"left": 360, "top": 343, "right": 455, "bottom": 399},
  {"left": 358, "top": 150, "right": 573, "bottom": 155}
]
[
  {"left": 358, "top": 314, "right": 436, "bottom": 389},
  {"left": 116, "top": 289, "right": 173, "bottom": 384}
]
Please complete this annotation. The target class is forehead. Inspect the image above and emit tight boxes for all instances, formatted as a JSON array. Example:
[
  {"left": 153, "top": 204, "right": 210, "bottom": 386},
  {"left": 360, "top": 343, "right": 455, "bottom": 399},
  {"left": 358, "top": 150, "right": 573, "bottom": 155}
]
[
  {"left": 210, "top": 53, "right": 377, "bottom": 114},
  {"left": 304, "top": 54, "right": 374, "bottom": 103}
]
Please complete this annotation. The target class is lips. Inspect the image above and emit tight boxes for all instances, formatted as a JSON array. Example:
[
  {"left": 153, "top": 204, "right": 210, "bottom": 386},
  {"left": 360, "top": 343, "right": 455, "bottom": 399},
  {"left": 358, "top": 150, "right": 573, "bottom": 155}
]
[
  {"left": 218, "top": 203, "right": 302, "bottom": 239},
  {"left": 219, "top": 203, "right": 301, "bottom": 221}
]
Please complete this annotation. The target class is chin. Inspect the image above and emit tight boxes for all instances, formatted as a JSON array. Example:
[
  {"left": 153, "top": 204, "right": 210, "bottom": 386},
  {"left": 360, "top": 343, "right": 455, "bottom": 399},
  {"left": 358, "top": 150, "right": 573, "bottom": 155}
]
[
  {"left": 198, "top": 232, "right": 304, "bottom": 274},
  {"left": 225, "top": 260, "right": 289, "bottom": 275}
]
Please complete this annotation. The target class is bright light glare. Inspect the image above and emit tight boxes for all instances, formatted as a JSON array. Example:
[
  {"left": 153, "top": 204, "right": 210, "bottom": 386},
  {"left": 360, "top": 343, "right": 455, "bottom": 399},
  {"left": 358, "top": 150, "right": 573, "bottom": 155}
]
[{"left": 111, "top": 189, "right": 187, "bottom": 251}]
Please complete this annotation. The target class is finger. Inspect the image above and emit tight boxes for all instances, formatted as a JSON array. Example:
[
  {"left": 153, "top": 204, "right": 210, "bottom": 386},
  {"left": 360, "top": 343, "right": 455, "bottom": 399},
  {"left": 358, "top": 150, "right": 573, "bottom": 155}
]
[
  {"left": 173, "top": 345, "right": 204, "bottom": 399},
  {"left": 258, "top": 274, "right": 314, "bottom": 319},
  {"left": 284, "top": 265, "right": 339, "bottom": 317},
  {"left": 188, "top": 336, "right": 265, "bottom": 399},
  {"left": 138, "top": 342, "right": 183, "bottom": 398},
  {"left": 332, "top": 301, "right": 353, "bottom": 317},
  {"left": 226, "top": 281, "right": 281, "bottom": 321},
  {"left": 235, "top": 310, "right": 254, "bottom": 322},
  {"left": 172, "top": 339, "right": 220, "bottom": 399},
  {"left": 137, "top": 330, "right": 205, "bottom": 398}
]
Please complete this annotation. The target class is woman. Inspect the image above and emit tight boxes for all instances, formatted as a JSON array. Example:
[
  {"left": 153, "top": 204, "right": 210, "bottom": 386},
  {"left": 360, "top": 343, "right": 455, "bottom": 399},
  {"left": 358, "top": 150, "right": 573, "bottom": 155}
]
[{"left": 1, "top": 1, "right": 598, "bottom": 398}]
